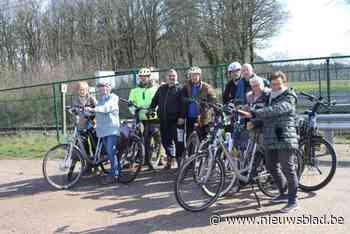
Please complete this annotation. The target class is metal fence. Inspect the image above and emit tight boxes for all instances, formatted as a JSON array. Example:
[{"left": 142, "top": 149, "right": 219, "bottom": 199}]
[{"left": 0, "top": 55, "right": 349, "bottom": 141}]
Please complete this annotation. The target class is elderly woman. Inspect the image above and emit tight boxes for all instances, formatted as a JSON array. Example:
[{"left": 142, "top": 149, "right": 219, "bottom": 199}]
[
  {"left": 85, "top": 80, "right": 120, "bottom": 184},
  {"left": 246, "top": 76, "right": 270, "bottom": 108},
  {"left": 239, "top": 71, "right": 299, "bottom": 213},
  {"left": 73, "top": 81, "right": 96, "bottom": 129}
]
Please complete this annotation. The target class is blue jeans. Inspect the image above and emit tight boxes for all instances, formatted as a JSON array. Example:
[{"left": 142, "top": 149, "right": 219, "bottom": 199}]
[{"left": 102, "top": 135, "right": 119, "bottom": 177}]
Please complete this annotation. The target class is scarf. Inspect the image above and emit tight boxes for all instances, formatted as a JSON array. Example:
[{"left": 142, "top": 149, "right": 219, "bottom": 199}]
[{"left": 269, "top": 87, "right": 287, "bottom": 104}]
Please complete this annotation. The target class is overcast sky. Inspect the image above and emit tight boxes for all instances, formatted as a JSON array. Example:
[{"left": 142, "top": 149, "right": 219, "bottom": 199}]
[{"left": 258, "top": 0, "right": 350, "bottom": 60}]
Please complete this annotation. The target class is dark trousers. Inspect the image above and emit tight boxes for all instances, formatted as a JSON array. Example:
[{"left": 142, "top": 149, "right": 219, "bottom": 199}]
[
  {"left": 186, "top": 118, "right": 198, "bottom": 138},
  {"left": 176, "top": 117, "right": 209, "bottom": 158},
  {"left": 143, "top": 121, "right": 157, "bottom": 166},
  {"left": 265, "top": 149, "right": 299, "bottom": 204},
  {"left": 176, "top": 117, "right": 197, "bottom": 159},
  {"left": 159, "top": 120, "right": 182, "bottom": 160}
]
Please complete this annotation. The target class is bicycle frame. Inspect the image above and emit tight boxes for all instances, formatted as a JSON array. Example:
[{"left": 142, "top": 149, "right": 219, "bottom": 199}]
[
  {"left": 218, "top": 131, "right": 259, "bottom": 183},
  {"left": 198, "top": 110, "right": 261, "bottom": 185},
  {"left": 64, "top": 108, "right": 107, "bottom": 168}
]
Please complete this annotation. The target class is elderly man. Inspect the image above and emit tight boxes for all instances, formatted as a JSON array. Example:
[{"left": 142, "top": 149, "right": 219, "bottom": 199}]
[
  {"left": 179, "top": 66, "right": 217, "bottom": 138},
  {"left": 150, "top": 69, "right": 183, "bottom": 169},
  {"left": 235, "top": 63, "right": 270, "bottom": 104},
  {"left": 223, "top": 62, "right": 242, "bottom": 104}
]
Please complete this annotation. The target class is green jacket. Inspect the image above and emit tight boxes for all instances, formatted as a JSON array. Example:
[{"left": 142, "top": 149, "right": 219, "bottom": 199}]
[
  {"left": 128, "top": 85, "right": 158, "bottom": 121},
  {"left": 252, "top": 89, "right": 298, "bottom": 150}
]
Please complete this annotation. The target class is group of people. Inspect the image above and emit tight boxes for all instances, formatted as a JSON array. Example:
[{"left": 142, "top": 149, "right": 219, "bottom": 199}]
[{"left": 73, "top": 61, "right": 300, "bottom": 213}]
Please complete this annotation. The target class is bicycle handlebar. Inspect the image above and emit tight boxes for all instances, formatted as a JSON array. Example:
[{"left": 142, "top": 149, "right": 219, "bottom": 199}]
[
  {"left": 120, "top": 98, "right": 156, "bottom": 119},
  {"left": 66, "top": 106, "right": 94, "bottom": 117},
  {"left": 299, "top": 92, "right": 336, "bottom": 113}
]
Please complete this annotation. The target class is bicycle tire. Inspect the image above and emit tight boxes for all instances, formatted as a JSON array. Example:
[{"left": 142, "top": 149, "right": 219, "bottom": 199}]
[
  {"left": 42, "top": 144, "right": 84, "bottom": 190},
  {"left": 257, "top": 149, "right": 303, "bottom": 197},
  {"left": 174, "top": 153, "right": 225, "bottom": 212},
  {"left": 298, "top": 137, "right": 337, "bottom": 192},
  {"left": 118, "top": 137, "right": 145, "bottom": 184}
]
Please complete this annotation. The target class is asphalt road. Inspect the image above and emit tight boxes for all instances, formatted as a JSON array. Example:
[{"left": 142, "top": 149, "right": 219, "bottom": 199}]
[{"left": 0, "top": 145, "right": 349, "bottom": 234}]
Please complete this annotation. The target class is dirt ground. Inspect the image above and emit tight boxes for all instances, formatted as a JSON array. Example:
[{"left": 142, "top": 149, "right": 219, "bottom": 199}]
[{"left": 0, "top": 144, "right": 349, "bottom": 234}]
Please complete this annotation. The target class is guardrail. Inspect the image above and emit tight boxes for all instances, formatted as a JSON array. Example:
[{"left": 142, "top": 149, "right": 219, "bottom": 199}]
[{"left": 315, "top": 114, "right": 350, "bottom": 144}]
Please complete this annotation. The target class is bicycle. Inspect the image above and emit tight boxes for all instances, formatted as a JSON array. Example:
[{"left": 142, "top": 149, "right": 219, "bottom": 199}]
[
  {"left": 178, "top": 98, "right": 214, "bottom": 167},
  {"left": 175, "top": 102, "right": 299, "bottom": 212},
  {"left": 120, "top": 98, "right": 163, "bottom": 171},
  {"left": 42, "top": 106, "right": 115, "bottom": 189},
  {"left": 297, "top": 92, "right": 337, "bottom": 191},
  {"left": 206, "top": 102, "right": 302, "bottom": 198}
]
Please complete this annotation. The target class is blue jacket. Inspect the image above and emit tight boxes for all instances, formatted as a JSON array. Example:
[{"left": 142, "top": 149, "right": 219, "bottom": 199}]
[
  {"left": 95, "top": 93, "right": 120, "bottom": 138},
  {"left": 187, "top": 84, "right": 199, "bottom": 118},
  {"left": 235, "top": 79, "right": 249, "bottom": 104}
]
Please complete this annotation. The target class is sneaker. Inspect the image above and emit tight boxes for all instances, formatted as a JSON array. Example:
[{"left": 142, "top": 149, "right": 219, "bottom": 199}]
[
  {"left": 158, "top": 158, "right": 164, "bottom": 166},
  {"left": 164, "top": 158, "right": 175, "bottom": 170},
  {"left": 82, "top": 166, "right": 94, "bottom": 177},
  {"left": 271, "top": 194, "right": 288, "bottom": 204},
  {"left": 146, "top": 164, "right": 155, "bottom": 172},
  {"left": 280, "top": 203, "right": 299, "bottom": 213}
]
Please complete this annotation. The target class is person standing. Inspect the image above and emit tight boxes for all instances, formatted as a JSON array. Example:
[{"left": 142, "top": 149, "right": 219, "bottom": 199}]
[
  {"left": 150, "top": 69, "right": 183, "bottom": 169},
  {"left": 178, "top": 66, "right": 217, "bottom": 140},
  {"left": 239, "top": 71, "right": 299, "bottom": 213},
  {"left": 223, "top": 62, "right": 242, "bottom": 104},
  {"left": 128, "top": 67, "right": 159, "bottom": 171},
  {"left": 73, "top": 81, "right": 97, "bottom": 129},
  {"left": 85, "top": 80, "right": 120, "bottom": 185}
]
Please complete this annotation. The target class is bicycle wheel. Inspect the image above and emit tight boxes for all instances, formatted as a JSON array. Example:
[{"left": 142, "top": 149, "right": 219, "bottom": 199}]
[
  {"left": 42, "top": 144, "right": 84, "bottom": 189},
  {"left": 118, "top": 137, "right": 145, "bottom": 184},
  {"left": 257, "top": 149, "right": 303, "bottom": 197},
  {"left": 149, "top": 130, "right": 162, "bottom": 168},
  {"left": 179, "top": 131, "right": 201, "bottom": 166},
  {"left": 255, "top": 153, "right": 279, "bottom": 198},
  {"left": 175, "top": 153, "right": 225, "bottom": 212},
  {"left": 298, "top": 137, "right": 337, "bottom": 191},
  {"left": 201, "top": 148, "right": 238, "bottom": 197}
]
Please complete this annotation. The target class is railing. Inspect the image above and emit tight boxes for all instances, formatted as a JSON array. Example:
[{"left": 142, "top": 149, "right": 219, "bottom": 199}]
[{"left": 313, "top": 114, "right": 350, "bottom": 144}]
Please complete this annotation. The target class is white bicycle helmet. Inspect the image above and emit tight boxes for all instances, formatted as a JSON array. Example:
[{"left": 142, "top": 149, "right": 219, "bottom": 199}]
[
  {"left": 227, "top": 62, "right": 241, "bottom": 72},
  {"left": 96, "top": 79, "right": 112, "bottom": 88},
  {"left": 138, "top": 67, "right": 152, "bottom": 77},
  {"left": 188, "top": 66, "right": 202, "bottom": 75}
]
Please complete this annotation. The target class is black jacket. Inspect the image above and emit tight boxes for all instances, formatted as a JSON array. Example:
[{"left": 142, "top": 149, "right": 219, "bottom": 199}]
[
  {"left": 223, "top": 79, "right": 238, "bottom": 104},
  {"left": 150, "top": 83, "right": 182, "bottom": 122}
]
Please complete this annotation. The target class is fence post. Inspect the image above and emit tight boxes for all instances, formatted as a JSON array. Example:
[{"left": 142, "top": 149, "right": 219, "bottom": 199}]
[
  {"left": 318, "top": 69, "right": 322, "bottom": 97},
  {"left": 220, "top": 65, "right": 225, "bottom": 101},
  {"left": 326, "top": 58, "right": 331, "bottom": 107},
  {"left": 60, "top": 83, "right": 67, "bottom": 136},
  {"left": 52, "top": 84, "right": 60, "bottom": 142},
  {"left": 132, "top": 69, "right": 137, "bottom": 87}
]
